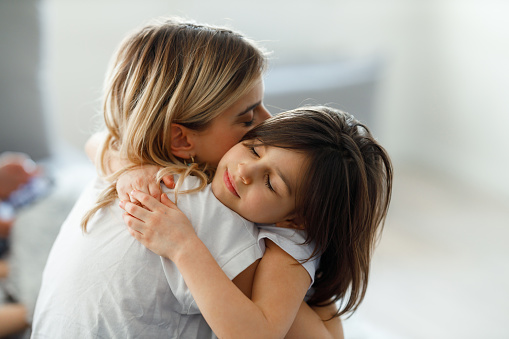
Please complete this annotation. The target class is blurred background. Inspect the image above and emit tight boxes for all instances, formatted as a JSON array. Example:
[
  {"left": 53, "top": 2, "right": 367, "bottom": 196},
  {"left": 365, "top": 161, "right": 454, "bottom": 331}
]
[{"left": 1, "top": 0, "right": 508, "bottom": 338}]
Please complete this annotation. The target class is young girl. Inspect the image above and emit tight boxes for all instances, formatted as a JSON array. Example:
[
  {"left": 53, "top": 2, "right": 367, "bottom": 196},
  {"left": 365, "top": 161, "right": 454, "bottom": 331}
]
[
  {"left": 121, "top": 106, "right": 393, "bottom": 338},
  {"left": 31, "top": 18, "right": 346, "bottom": 338}
]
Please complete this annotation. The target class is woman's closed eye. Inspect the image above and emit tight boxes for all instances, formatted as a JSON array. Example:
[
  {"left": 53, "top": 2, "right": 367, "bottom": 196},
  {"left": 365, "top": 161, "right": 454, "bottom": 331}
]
[
  {"left": 240, "top": 111, "right": 255, "bottom": 127},
  {"left": 242, "top": 117, "right": 255, "bottom": 127}
]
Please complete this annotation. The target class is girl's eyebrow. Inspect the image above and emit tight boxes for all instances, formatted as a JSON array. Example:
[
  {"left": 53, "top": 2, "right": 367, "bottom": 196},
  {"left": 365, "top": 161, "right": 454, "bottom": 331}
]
[
  {"left": 276, "top": 167, "right": 292, "bottom": 196},
  {"left": 237, "top": 101, "right": 261, "bottom": 117}
]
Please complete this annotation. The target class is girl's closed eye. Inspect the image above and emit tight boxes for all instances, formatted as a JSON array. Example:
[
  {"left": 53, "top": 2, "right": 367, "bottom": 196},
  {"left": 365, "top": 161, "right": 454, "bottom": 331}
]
[
  {"left": 249, "top": 145, "right": 259, "bottom": 157},
  {"left": 247, "top": 145, "right": 275, "bottom": 192},
  {"left": 265, "top": 174, "right": 275, "bottom": 192}
]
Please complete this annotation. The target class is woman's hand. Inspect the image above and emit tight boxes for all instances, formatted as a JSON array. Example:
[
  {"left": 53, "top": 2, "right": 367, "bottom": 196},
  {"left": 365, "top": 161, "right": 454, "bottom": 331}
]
[
  {"left": 119, "top": 190, "right": 197, "bottom": 260},
  {"left": 117, "top": 166, "right": 175, "bottom": 202}
]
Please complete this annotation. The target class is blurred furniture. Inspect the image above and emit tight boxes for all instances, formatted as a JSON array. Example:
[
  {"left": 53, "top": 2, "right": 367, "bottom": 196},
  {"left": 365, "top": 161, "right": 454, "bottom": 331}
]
[{"left": 264, "top": 57, "right": 383, "bottom": 127}]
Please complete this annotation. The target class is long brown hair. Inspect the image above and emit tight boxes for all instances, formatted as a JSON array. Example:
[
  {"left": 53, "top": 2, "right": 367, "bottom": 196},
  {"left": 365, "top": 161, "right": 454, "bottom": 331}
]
[
  {"left": 242, "top": 106, "right": 393, "bottom": 317},
  {"left": 82, "top": 17, "right": 267, "bottom": 230}
]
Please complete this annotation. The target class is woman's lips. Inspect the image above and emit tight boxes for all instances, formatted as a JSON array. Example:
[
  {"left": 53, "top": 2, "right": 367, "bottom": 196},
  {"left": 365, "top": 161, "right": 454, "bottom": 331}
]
[{"left": 224, "top": 169, "right": 240, "bottom": 198}]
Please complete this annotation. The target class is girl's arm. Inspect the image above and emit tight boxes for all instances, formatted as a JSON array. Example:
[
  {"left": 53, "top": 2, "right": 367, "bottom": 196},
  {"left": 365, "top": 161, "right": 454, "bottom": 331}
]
[
  {"left": 285, "top": 302, "right": 344, "bottom": 339},
  {"left": 121, "top": 191, "right": 310, "bottom": 339},
  {"left": 84, "top": 132, "right": 172, "bottom": 201},
  {"left": 180, "top": 235, "right": 309, "bottom": 338}
]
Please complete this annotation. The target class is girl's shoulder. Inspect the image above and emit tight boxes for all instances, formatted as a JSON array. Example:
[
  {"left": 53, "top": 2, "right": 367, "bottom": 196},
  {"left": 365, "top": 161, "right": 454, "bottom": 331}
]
[
  {"left": 160, "top": 174, "right": 210, "bottom": 198},
  {"left": 256, "top": 224, "right": 319, "bottom": 289}
]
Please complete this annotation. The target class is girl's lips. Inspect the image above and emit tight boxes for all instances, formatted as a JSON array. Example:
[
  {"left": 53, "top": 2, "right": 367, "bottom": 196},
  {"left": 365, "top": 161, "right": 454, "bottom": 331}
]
[{"left": 223, "top": 169, "right": 240, "bottom": 198}]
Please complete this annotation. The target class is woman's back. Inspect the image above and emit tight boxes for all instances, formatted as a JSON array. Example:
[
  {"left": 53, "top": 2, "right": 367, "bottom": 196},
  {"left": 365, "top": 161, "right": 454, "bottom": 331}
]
[{"left": 32, "top": 175, "right": 261, "bottom": 338}]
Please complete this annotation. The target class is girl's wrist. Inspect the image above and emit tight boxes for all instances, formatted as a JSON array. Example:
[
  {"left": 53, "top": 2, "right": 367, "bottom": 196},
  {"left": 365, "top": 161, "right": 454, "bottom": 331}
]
[{"left": 172, "top": 235, "right": 206, "bottom": 267}]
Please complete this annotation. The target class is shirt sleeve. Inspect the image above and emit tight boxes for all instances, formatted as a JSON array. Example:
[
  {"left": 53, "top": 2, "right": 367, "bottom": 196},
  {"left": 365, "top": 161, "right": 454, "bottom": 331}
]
[{"left": 256, "top": 225, "right": 320, "bottom": 288}]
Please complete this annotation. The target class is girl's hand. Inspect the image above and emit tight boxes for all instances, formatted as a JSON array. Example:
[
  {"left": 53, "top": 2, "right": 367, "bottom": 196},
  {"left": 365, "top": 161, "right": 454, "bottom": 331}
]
[
  {"left": 119, "top": 190, "right": 197, "bottom": 260},
  {"left": 116, "top": 166, "right": 175, "bottom": 202}
]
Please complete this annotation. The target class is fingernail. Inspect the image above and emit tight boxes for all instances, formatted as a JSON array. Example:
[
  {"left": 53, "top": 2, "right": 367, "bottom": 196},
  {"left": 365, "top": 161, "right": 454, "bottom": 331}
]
[
  {"left": 119, "top": 201, "right": 124, "bottom": 208},
  {"left": 130, "top": 190, "right": 136, "bottom": 196}
]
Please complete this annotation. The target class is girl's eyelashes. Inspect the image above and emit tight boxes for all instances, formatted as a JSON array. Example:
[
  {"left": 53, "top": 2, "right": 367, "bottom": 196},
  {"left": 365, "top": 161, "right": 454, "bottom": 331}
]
[
  {"left": 249, "top": 145, "right": 259, "bottom": 157},
  {"left": 246, "top": 144, "right": 275, "bottom": 193},
  {"left": 265, "top": 175, "right": 275, "bottom": 192}
]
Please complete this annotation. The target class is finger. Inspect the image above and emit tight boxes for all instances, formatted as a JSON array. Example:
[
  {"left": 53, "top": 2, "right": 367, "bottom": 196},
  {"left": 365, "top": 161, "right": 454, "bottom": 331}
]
[
  {"left": 160, "top": 193, "right": 177, "bottom": 209},
  {"left": 162, "top": 175, "right": 175, "bottom": 189},
  {"left": 148, "top": 181, "right": 162, "bottom": 201},
  {"left": 120, "top": 200, "right": 152, "bottom": 220},
  {"left": 118, "top": 189, "right": 130, "bottom": 202},
  {"left": 127, "top": 225, "right": 143, "bottom": 238},
  {"left": 129, "top": 187, "right": 138, "bottom": 204},
  {"left": 122, "top": 212, "right": 145, "bottom": 234},
  {"left": 126, "top": 191, "right": 143, "bottom": 207},
  {"left": 129, "top": 189, "right": 162, "bottom": 211},
  {"left": 116, "top": 181, "right": 132, "bottom": 202}
]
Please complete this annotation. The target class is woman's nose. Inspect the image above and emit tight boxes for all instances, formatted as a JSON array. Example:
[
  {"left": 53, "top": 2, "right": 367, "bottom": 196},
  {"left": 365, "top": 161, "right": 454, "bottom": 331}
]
[{"left": 259, "top": 105, "right": 271, "bottom": 122}]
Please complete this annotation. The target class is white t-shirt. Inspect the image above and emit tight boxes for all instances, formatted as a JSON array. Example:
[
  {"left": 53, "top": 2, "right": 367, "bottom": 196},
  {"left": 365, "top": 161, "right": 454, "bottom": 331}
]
[
  {"left": 32, "top": 176, "right": 261, "bottom": 338},
  {"left": 32, "top": 175, "right": 319, "bottom": 338}
]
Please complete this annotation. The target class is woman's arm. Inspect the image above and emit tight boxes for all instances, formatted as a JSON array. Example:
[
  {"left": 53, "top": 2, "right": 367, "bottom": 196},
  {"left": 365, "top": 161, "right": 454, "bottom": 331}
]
[
  {"left": 84, "top": 132, "right": 106, "bottom": 166},
  {"left": 84, "top": 131, "right": 128, "bottom": 177},
  {"left": 121, "top": 191, "right": 310, "bottom": 339}
]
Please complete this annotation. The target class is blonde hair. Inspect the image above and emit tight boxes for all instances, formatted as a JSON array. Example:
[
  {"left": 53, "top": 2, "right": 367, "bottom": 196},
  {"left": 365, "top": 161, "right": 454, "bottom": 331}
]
[{"left": 82, "top": 17, "right": 267, "bottom": 231}]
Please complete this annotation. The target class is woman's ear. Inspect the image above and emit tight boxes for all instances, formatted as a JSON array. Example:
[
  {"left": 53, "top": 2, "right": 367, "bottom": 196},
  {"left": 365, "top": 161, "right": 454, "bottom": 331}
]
[{"left": 170, "top": 124, "right": 195, "bottom": 159}]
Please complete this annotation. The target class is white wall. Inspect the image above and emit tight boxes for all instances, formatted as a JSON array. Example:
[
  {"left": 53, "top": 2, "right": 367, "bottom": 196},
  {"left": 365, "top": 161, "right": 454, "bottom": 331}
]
[
  {"left": 380, "top": 0, "right": 509, "bottom": 198},
  {"left": 419, "top": 0, "right": 509, "bottom": 198},
  {"left": 41, "top": 0, "right": 509, "bottom": 199}
]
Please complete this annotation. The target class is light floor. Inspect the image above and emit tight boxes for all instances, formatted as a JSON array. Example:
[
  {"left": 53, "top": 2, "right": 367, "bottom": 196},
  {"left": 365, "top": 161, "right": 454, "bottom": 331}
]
[{"left": 342, "top": 163, "right": 509, "bottom": 339}]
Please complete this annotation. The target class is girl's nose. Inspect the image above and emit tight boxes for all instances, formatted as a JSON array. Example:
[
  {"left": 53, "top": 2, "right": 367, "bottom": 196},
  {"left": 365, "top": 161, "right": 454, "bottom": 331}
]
[{"left": 238, "top": 162, "right": 254, "bottom": 185}]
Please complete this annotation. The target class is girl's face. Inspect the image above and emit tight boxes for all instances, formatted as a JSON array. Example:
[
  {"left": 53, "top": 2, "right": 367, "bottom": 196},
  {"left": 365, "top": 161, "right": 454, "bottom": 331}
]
[
  {"left": 211, "top": 140, "right": 308, "bottom": 224},
  {"left": 190, "top": 78, "right": 270, "bottom": 167}
]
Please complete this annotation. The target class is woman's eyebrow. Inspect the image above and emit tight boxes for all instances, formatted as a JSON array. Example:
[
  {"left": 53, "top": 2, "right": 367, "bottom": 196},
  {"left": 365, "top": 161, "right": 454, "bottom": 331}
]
[{"left": 237, "top": 101, "right": 261, "bottom": 117}]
